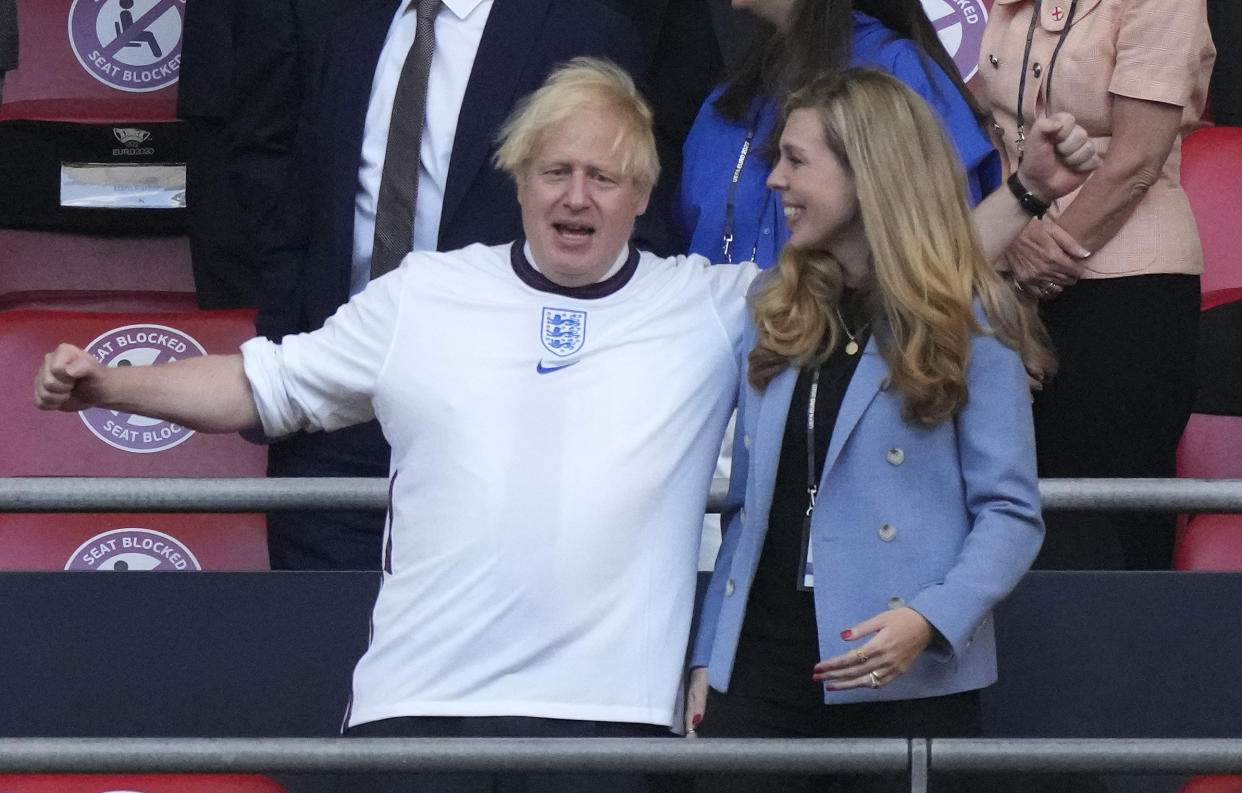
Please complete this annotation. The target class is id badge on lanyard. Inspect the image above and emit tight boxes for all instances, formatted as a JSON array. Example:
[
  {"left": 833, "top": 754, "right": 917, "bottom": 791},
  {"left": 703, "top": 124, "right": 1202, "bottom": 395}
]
[{"left": 799, "top": 368, "right": 821, "bottom": 591}]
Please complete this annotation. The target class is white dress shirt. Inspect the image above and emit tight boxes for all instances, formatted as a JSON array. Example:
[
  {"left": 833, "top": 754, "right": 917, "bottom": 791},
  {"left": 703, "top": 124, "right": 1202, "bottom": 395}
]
[{"left": 351, "top": 0, "right": 494, "bottom": 295}]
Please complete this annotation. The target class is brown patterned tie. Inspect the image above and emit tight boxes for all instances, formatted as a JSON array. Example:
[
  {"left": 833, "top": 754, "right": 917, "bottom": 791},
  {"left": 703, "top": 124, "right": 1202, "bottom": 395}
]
[{"left": 370, "top": 0, "right": 443, "bottom": 279}]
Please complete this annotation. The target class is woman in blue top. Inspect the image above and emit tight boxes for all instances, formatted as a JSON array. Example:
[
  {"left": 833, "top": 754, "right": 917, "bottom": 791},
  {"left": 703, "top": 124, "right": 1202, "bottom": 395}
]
[
  {"left": 684, "top": 68, "right": 1099, "bottom": 792},
  {"left": 678, "top": 0, "right": 1000, "bottom": 269}
]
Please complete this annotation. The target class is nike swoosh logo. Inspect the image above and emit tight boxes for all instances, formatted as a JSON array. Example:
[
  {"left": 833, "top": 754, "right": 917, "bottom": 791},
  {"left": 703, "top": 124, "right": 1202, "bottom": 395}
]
[{"left": 536, "top": 360, "right": 580, "bottom": 374}]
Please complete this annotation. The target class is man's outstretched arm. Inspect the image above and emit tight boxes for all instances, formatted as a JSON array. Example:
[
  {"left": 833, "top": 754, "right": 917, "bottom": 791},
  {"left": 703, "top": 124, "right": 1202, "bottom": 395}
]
[{"left": 34, "top": 344, "right": 261, "bottom": 433}]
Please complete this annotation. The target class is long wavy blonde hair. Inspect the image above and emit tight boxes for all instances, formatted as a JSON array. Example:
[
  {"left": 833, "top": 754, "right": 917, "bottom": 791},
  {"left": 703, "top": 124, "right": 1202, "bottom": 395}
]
[{"left": 749, "top": 69, "right": 1053, "bottom": 426}]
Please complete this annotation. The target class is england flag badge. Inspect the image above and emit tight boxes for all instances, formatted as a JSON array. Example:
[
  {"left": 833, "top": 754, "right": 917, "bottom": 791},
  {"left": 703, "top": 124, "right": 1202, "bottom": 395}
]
[{"left": 541, "top": 308, "right": 587, "bottom": 358}]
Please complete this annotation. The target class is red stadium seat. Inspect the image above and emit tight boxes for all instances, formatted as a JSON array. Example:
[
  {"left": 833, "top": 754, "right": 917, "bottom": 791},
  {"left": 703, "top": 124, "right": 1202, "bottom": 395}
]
[
  {"left": 0, "top": 229, "right": 194, "bottom": 304},
  {"left": 0, "top": 775, "right": 287, "bottom": 793},
  {"left": 1175, "top": 514, "right": 1242, "bottom": 571},
  {"left": 1177, "top": 414, "right": 1242, "bottom": 481},
  {"left": 1174, "top": 413, "right": 1242, "bottom": 540},
  {"left": 0, "top": 0, "right": 187, "bottom": 281},
  {"left": 1179, "top": 775, "right": 1242, "bottom": 793},
  {"left": 0, "top": 0, "right": 192, "bottom": 303},
  {"left": 1181, "top": 126, "right": 1242, "bottom": 296},
  {"left": 0, "top": 289, "right": 198, "bottom": 314},
  {"left": 1174, "top": 414, "right": 1242, "bottom": 571},
  {"left": 0, "top": 309, "right": 268, "bottom": 570}
]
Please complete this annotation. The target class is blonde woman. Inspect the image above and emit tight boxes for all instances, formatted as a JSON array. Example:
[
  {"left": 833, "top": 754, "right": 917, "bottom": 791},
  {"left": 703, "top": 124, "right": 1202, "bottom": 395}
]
[{"left": 686, "top": 69, "right": 1094, "bottom": 793}]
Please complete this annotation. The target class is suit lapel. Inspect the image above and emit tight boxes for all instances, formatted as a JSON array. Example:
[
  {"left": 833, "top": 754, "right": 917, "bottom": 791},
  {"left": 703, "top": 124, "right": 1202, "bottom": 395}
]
[
  {"left": 329, "top": 0, "right": 402, "bottom": 269},
  {"left": 439, "top": 0, "right": 553, "bottom": 240},
  {"left": 822, "top": 338, "right": 887, "bottom": 479}
]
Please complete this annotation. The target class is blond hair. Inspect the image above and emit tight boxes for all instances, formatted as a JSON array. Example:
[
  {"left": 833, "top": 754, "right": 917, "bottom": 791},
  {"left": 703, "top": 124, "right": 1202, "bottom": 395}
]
[
  {"left": 493, "top": 57, "right": 659, "bottom": 194},
  {"left": 749, "top": 69, "right": 1053, "bottom": 425}
]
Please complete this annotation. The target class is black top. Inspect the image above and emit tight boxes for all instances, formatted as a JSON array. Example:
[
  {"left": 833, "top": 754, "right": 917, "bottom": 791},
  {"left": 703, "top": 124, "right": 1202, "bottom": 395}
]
[{"left": 729, "top": 292, "right": 871, "bottom": 710}]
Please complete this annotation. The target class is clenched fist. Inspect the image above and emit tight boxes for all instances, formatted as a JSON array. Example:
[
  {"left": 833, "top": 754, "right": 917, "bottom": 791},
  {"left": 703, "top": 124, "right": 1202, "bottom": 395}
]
[{"left": 34, "top": 343, "right": 108, "bottom": 413}]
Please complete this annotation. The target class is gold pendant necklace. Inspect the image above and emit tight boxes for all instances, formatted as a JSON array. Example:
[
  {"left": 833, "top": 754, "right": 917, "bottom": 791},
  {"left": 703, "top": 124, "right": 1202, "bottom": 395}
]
[{"left": 834, "top": 305, "right": 870, "bottom": 356}]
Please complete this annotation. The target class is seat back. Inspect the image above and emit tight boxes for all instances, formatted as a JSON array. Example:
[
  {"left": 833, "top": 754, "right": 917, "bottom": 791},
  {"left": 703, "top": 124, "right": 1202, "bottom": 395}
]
[
  {"left": 1177, "top": 414, "right": 1242, "bottom": 482},
  {"left": 0, "top": 309, "right": 268, "bottom": 570},
  {"left": 0, "top": 775, "right": 287, "bottom": 793},
  {"left": 0, "top": 228, "right": 194, "bottom": 305},
  {"left": 1182, "top": 126, "right": 1242, "bottom": 294},
  {"left": 1175, "top": 513, "right": 1242, "bottom": 571},
  {"left": 1, "top": 0, "right": 181, "bottom": 109},
  {"left": 1180, "top": 776, "right": 1242, "bottom": 793},
  {"left": 1174, "top": 413, "right": 1242, "bottom": 569},
  {"left": 0, "top": 0, "right": 186, "bottom": 233},
  {"left": 1174, "top": 412, "right": 1242, "bottom": 538}
]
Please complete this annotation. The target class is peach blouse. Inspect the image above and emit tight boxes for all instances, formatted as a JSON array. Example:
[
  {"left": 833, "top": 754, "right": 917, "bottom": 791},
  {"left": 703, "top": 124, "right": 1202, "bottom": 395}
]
[{"left": 978, "top": 0, "right": 1216, "bottom": 277}]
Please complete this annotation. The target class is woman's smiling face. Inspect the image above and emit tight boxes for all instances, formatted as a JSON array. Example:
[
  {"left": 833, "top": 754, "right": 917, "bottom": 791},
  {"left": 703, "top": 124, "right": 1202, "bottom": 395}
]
[{"left": 767, "top": 107, "right": 872, "bottom": 286}]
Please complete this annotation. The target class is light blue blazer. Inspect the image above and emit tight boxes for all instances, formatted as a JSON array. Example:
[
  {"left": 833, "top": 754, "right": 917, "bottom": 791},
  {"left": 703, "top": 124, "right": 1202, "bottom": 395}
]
[{"left": 692, "top": 311, "right": 1044, "bottom": 704}]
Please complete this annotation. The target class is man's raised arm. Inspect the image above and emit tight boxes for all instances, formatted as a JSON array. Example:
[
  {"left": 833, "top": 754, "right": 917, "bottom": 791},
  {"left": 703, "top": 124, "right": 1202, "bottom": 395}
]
[{"left": 34, "top": 344, "right": 260, "bottom": 433}]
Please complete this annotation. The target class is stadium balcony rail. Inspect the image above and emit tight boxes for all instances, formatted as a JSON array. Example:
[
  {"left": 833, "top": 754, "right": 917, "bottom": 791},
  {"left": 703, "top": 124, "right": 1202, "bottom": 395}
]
[
  {"left": 3, "top": 475, "right": 1242, "bottom": 792},
  {"left": 0, "top": 736, "right": 1240, "bottom": 792},
  {"left": 4, "top": 476, "right": 1242, "bottom": 514}
]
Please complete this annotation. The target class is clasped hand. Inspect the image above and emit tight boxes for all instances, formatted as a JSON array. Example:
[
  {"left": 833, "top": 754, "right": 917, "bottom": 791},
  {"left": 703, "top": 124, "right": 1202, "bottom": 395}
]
[{"left": 1004, "top": 112, "right": 1097, "bottom": 300}]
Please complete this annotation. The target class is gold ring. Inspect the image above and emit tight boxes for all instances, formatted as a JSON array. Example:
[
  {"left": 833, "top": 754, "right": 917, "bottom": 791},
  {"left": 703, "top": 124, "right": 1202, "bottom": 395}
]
[
  {"left": 869, "top": 671, "right": 881, "bottom": 689},
  {"left": 855, "top": 649, "right": 868, "bottom": 663}
]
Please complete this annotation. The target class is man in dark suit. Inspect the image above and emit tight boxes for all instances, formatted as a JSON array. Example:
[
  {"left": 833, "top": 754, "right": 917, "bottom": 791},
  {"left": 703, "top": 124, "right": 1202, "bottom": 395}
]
[
  {"left": 1208, "top": 0, "right": 1241, "bottom": 125},
  {"left": 178, "top": 0, "right": 339, "bottom": 309},
  {"left": 0, "top": 0, "right": 17, "bottom": 104},
  {"left": 256, "top": 0, "right": 658, "bottom": 569}
]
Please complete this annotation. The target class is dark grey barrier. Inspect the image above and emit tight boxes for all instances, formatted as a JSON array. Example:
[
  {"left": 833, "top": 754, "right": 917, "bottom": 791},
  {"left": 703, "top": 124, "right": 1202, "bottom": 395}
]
[{"left": 0, "top": 572, "right": 1238, "bottom": 744}]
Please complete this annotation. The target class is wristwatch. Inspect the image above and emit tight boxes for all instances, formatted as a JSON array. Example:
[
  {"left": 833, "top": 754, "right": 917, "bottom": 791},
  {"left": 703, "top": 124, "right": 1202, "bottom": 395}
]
[{"left": 1007, "top": 172, "right": 1050, "bottom": 219}]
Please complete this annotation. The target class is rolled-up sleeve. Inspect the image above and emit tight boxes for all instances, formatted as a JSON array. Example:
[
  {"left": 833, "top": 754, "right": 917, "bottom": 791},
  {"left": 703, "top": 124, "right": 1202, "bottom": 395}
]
[{"left": 240, "top": 266, "right": 407, "bottom": 439}]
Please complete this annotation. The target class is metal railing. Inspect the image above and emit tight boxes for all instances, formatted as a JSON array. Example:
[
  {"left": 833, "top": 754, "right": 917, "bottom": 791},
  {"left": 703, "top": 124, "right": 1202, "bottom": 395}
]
[
  {"left": 0, "top": 737, "right": 1241, "bottom": 791},
  {"left": 3, "top": 476, "right": 1241, "bottom": 790},
  {"left": 4, "top": 476, "right": 1242, "bottom": 513}
]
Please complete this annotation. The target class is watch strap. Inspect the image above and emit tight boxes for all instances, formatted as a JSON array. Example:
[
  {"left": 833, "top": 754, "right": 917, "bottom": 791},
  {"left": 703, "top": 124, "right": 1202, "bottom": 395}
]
[{"left": 1008, "top": 172, "right": 1050, "bottom": 219}]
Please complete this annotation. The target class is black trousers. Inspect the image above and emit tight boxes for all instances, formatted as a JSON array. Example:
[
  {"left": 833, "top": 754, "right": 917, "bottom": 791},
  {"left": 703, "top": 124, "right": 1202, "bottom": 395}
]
[
  {"left": 265, "top": 422, "right": 389, "bottom": 570},
  {"left": 692, "top": 685, "right": 980, "bottom": 793},
  {"left": 691, "top": 686, "right": 1110, "bottom": 793},
  {"left": 337, "top": 715, "right": 671, "bottom": 793},
  {"left": 1032, "top": 274, "right": 1199, "bottom": 570}
]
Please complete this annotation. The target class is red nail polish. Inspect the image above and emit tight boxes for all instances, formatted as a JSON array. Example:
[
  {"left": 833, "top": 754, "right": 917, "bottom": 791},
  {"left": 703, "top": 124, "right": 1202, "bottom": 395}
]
[
  {"left": 825, "top": 685, "right": 837, "bottom": 691},
  {"left": 692, "top": 714, "right": 702, "bottom": 726},
  {"left": 840, "top": 630, "right": 852, "bottom": 639}
]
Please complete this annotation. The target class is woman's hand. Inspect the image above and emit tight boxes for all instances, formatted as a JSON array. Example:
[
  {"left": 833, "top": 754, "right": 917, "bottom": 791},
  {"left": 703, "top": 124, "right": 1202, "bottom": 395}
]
[
  {"left": 1002, "top": 217, "right": 1090, "bottom": 299},
  {"left": 813, "top": 607, "right": 934, "bottom": 690},
  {"left": 684, "top": 666, "right": 708, "bottom": 737}
]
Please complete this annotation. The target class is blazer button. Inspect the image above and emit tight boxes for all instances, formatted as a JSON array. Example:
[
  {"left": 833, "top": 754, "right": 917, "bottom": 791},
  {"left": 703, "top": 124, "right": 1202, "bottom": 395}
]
[
  {"left": 743, "top": 434, "right": 751, "bottom": 450},
  {"left": 878, "top": 524, "right": 897, "bottom": 542},
  {"left": 888, "top": 597, "right": 906, "bottom": 610},
  {"left": 739, "top": 508, "right": 746, "bottom": 523},
  {"left": 886, "top": 448, "right": 904, "bottom": 466},
  {"left": 725, "top": 580, "right": 736, "bottom": 596}
]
